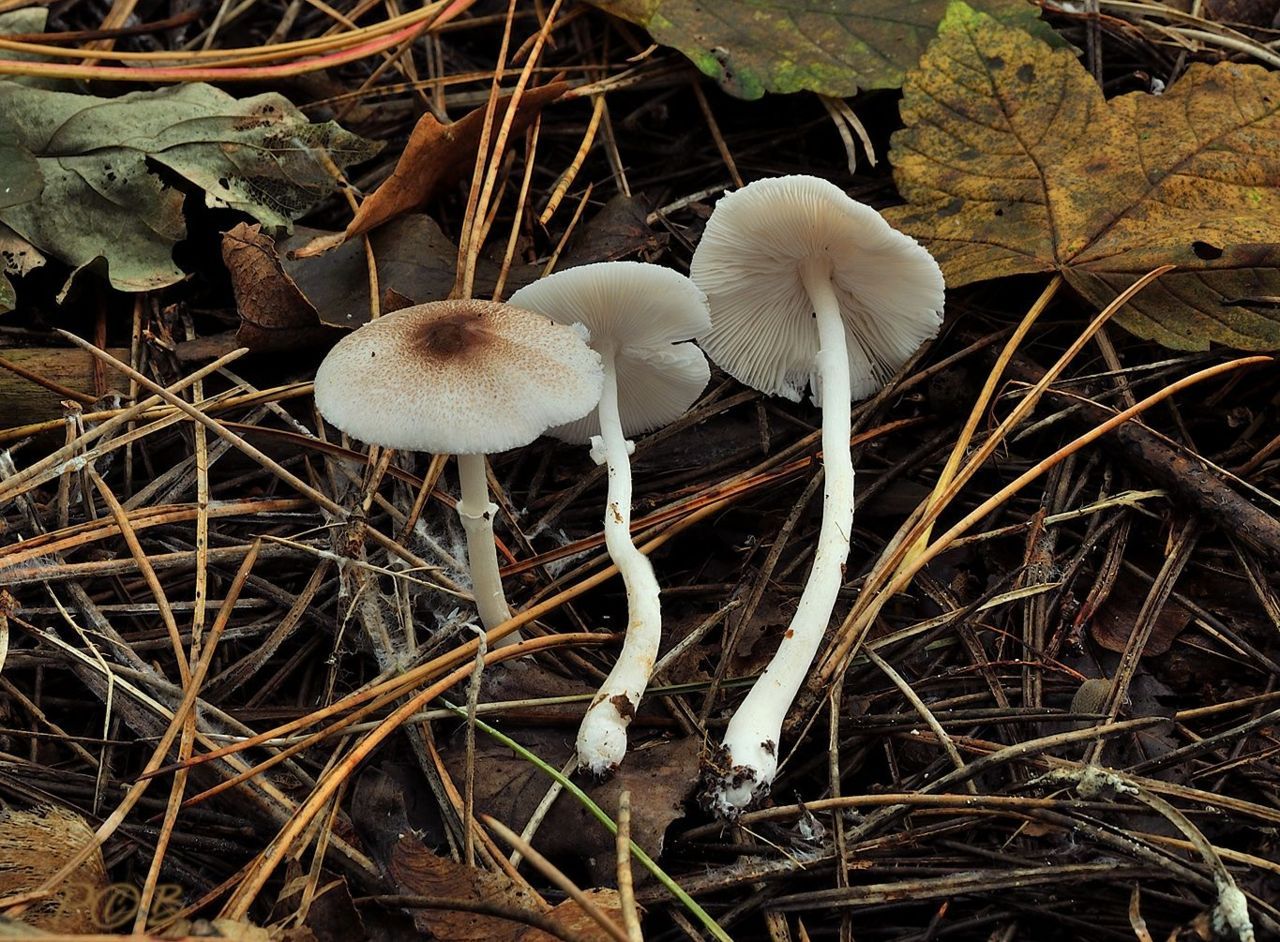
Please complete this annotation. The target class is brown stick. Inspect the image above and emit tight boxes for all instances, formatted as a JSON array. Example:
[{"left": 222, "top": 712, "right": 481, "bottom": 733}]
[{"left": 986, "top": 342, "right": 1280, "bottom": 563}]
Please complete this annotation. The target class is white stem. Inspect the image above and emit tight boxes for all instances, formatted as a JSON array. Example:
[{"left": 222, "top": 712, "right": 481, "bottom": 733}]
[
  {"left": 456, "top": 452, "right": 520, "bottom": 644},
  {"left": 576, "top": 347, "right": 663, "bottom": 777},
  {"left": 712, "top": 258, "right": 855, "bottom": 816}
]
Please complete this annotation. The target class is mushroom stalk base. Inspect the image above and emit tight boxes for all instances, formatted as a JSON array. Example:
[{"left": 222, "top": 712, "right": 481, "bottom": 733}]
[
  {"left": 709, "top": 259, "right": 855, "bottom": 817},
  {"left": 576, "top": 347, "right": 663, "bottom": 777},
  {"left": 456, "top": 452, "right": 519, "bottom": 645}
]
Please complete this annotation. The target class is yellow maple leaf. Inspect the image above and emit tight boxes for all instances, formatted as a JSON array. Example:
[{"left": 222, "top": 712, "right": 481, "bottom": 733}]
[{"left": 884, "top": 2, "right": 1280, "bottom": 351}]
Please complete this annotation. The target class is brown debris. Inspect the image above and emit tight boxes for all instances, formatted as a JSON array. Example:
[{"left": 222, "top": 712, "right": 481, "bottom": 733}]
[
  {"left": 219, "top": 223, "right": 343, "bottom": 354},
  {"left": 345, "top": 83, "right": 569, "bottom": 241}
]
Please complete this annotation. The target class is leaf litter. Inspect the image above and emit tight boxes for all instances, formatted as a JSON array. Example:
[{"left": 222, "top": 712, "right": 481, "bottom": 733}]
[
  {"left": 0, "top": 81, "right": 378, "bottom": 293},
  {"left": 885, "top": 2, "right": 1280, "bottom": 350},
  {"left": 0, "top": 3, "right": 1279, "bottom": 942}
]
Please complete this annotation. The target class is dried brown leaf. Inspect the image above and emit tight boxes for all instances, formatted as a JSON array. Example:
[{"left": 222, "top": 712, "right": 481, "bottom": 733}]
[
  {"left": 560, "top": 194, "right": 668, "bottom": 264},
  {"left": 222, "top": 223, "right": 341, "bottom": 353},
  {"left": 282, "top": 215, "right": 471, "bottom": 328},
  {"left": 518, "top": 892, "right": 624, "bottom": 942},
  {"left": 283, "top": 199, "right": 666, "bottom": 329},
  {"left": 444, "top": 671, "right": 698, "bottom": 883},
  {"left": 1090, "top": 578, "right": 1193, "bottom": 658},
  {"left": 346, "top": 83, "right": 568, "bottom": 240},
  {"left": 387, "top": 839, "right": 548, "bottom": 942}
]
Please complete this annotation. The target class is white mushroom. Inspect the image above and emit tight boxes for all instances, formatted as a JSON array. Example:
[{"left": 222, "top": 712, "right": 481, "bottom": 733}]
[
  {"left": 314, "top": 298, "right": 604, "bottom": 638},
  {"left": 690, "top": 175, "right": 945, "bottom": 816},
  {"left": 510, "top": 261, "right": 710, "bottom": 776}
]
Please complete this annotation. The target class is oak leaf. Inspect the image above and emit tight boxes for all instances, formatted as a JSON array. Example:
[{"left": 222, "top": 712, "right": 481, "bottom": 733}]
[
  {"left": 884, "top": 2, "right": 1280, "bottom": 351},
  {"left": 0, "top": 81, "right": 379, "bottom": 294}
]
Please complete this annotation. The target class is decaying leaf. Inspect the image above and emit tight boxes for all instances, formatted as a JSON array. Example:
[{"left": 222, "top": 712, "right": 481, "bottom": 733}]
[
  {"left": 590, "top": 0, "right": 1055, "bottom": 98},
  {"left": 560, "top": 193, "right": 669, "bottom": 264},
  {"left": 0, "top": 81, "right": 379, "bottom": 294},
  {"left": 0, "top": 223, "right": 45, "bottom": 313},
  {"left": 0, "top": 805, "right": 108, "bottom": 934},
  {"left": 222, "top": 223, "right": 341, "bottom": 352},
  {"left": 1203, "top": 0, "right": 1280, "bottom": 28},
  {"left": 884, "top": 2, "right": 1280, "bottom": 351},
  {"left": 386, "top": 838, "right": 623, "bottom": 942},
  {"left": 1091, "top": 577, "right": 1193, "bottom": 658},
  {"left": 282, "top": 215, "right": 473, "bottom": 328},
  {"left": 283, "top": 197, "right": 666, "bottom": 328},
  {"left": 457, "top": 733, "right": 698, "bottom": 884},
  {"left": 0, "top": 9, "right": 57, "bottom": 80},
  {"left": 443, "top": 665, "right": 699, "bottom": 884},
  {"left": 0, "top": 141, "right": 41, "bottom": 211},
  {"left": 520, "top": 894, "right": 625, "bottom": 942},
  {"left": 352, "top": 771, "right": 622, "bottom": 942},
  {"left": 386, "top": 839, "right": 550, "bottom": 941},
  {"left": 345, "top": 83, "right": 568, "bottom": 239}
]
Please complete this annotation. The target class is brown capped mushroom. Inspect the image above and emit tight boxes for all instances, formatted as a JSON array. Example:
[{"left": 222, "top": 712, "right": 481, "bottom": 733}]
[{"left": 314, "top": 298, "right": 603, "bottom": 635}]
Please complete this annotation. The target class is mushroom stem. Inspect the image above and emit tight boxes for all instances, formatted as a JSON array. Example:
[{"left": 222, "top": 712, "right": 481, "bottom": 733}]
[
  {"left": 455, "top": 452, "right": 519, "bottom": 643},
  {"left": 576, "top": 346, "right": 663, "bottom": 777},
  {"left": 714, "top": 258, "right": 855, "bottom": 815}
]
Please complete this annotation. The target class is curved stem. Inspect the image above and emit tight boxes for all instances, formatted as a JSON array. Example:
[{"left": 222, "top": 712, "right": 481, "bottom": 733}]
[
  {"left": 713, "top": 258, "right": 854, "bottom": 815},
  {"left": 576, "top": 347, "right": 663, "bottom": 776},
  {"left": 456, "top": 452, "right": 519, "bottom": 642}
]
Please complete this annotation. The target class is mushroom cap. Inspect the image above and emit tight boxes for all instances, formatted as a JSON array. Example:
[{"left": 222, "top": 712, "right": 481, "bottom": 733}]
[
  {"left": 508, "top": 261, "right": 711, "bottom": 443},
  {"left": 689, "top": 175, "right": 945, "bottom": 403},
  {"left": 314, "top": 298, "right": 604, "bottom": 454}
]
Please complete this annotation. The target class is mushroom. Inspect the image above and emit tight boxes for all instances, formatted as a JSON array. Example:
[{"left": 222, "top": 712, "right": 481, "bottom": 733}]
[
  {"left": 509, "top": 261, "right": 710, "bottom": 776},
  {"left": 689, "top": 175, "right": 945, "bottom": 815},
  {"left": 314, "top": 298, "right": 604, "bottom": 638}
]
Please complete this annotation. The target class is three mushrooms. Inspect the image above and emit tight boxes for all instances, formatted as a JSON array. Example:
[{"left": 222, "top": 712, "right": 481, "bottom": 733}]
[{"left": 313, "top": 175, "right": 945, "bottom": 815}]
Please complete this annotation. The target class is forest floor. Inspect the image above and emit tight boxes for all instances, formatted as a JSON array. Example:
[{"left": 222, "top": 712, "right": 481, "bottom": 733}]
[{"left": 1, "top": 2, "right": 1279, "bottom": 940}]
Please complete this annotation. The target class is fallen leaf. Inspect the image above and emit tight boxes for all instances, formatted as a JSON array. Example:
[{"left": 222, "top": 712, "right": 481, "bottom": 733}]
[
  {"left": 0, "top": 9, "right": 57, "bottom": 80},
  {"left": 0, "top": 223, "right": 45, "bottom": 313},
  {"left": 519, "top": 893, "right": 625, "bottom": 942},
  {"left": 560, "top": 194, "right": 668, "bottom": 264},
  {"left": 386, "top": 841, "right": 623, "bottom": 942},
  {"left": 590, "top": 0, "right": 1056, "bottom": 98},
  {"left": 884, "top": 2, "right": 1280, "bottom": 351},
  {"left": 443, "top": 668, "right": 699, "bottom": 884},
  {"left": 0, "top": 80, "right": 379, "bottom": 293},
  {"left": 1202, "top": 0, "right": 1280, "bottom": 28},
  {"left": 293, "top": 881, "right": 370, "bottom": 942},
  {"left": 221, "top": 223, "right": 340, "bottom": 353},
  {"left": 0, "top": 805, "right": 108, "bottom": 934},
  {"left": 282, "top": 215, "right": 475, "bottom": 328},
  {"left": 381, "top": 287, "right": 417, "bottom": 313},
  {"left": 0, "top": 140, "right": 41, "bottom": 210},
  {"left": 284, "top": 198, "right": 666, "bottom": 329},
  {"left": 386, "top": 840, "right": 550, "bottom": 942},
  {"left": 346, "top": 83, "right": 568, "bottom": 240},
  {"left": 1090, "top": 577, "right": 1193, "bottom": 658},
  {"left": 351, "top": 770, "right": 621, "bottom": 942}
]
